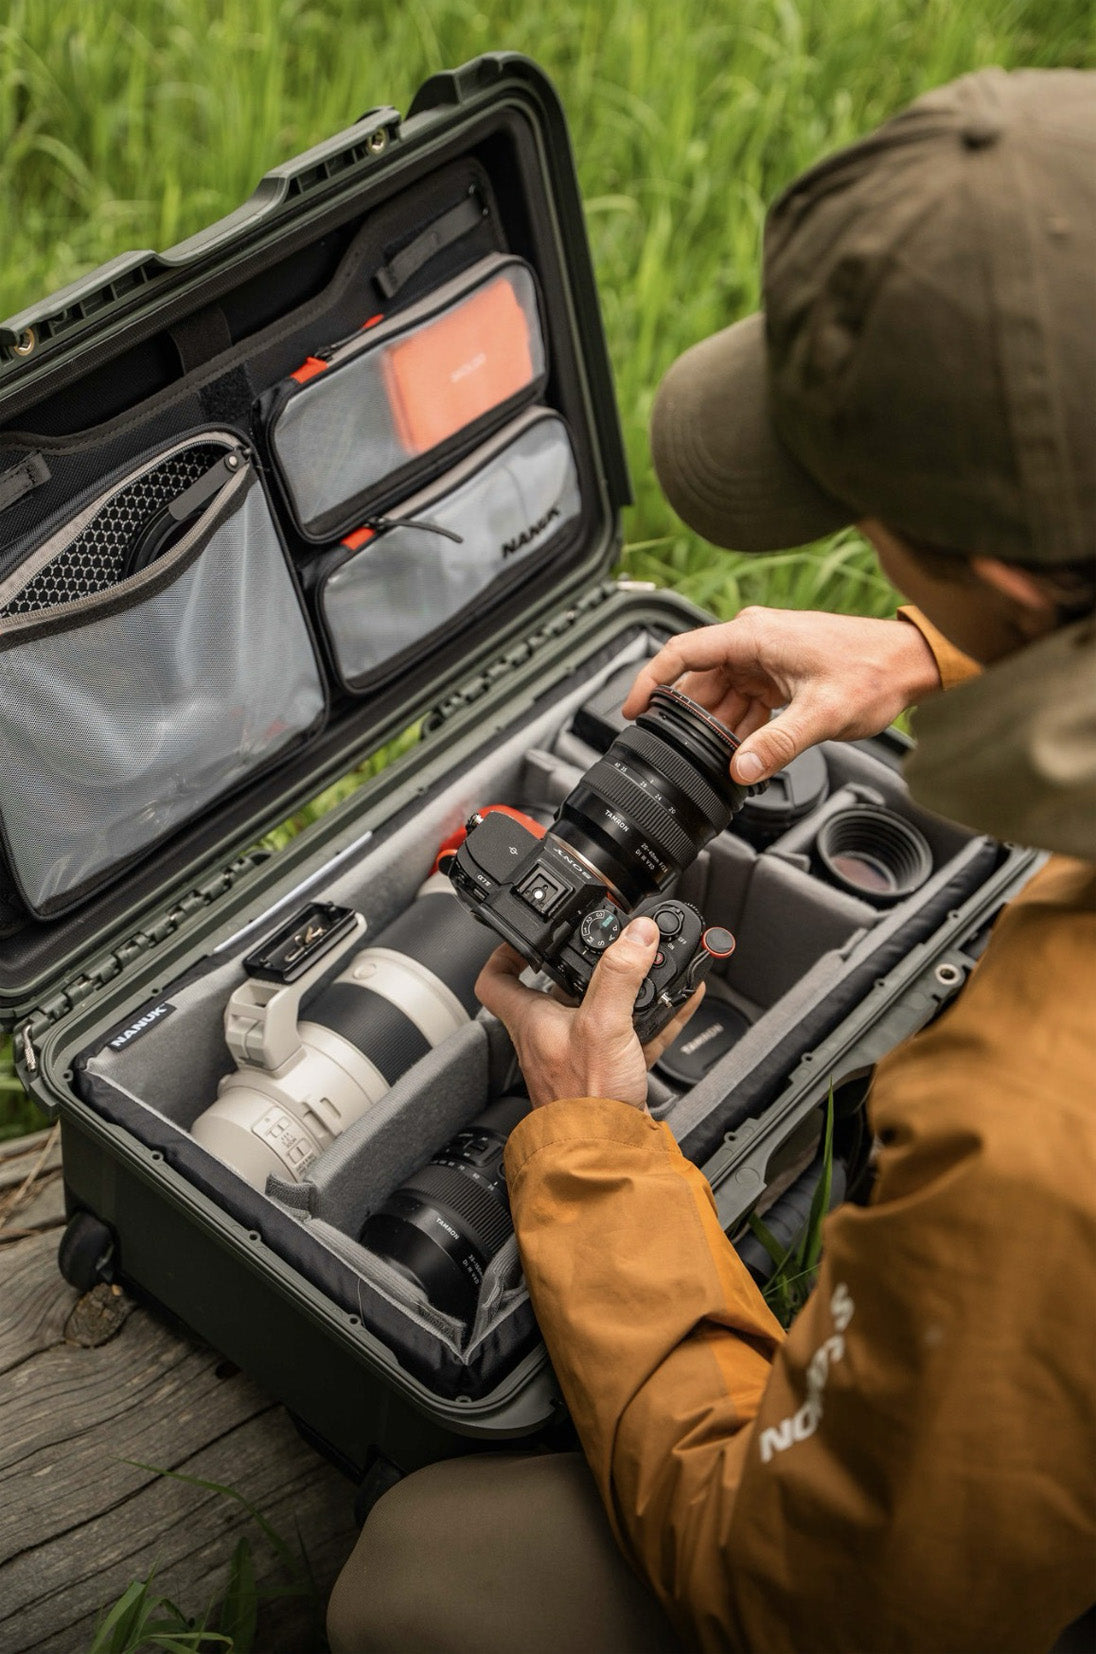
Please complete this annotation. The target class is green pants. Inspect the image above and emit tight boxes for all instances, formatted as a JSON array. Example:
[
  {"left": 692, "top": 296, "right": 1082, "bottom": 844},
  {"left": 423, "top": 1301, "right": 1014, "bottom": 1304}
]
[{"left": 326, "top": 1452, "right": 684, "bottom": 1654}]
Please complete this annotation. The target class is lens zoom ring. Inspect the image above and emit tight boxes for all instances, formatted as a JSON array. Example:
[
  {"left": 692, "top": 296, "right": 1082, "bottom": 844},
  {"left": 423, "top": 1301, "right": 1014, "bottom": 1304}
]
[
  {"left": 404, "top": 1162, "right": 513, "bottom": 1261},
  {"left": 615, "top": 725, "right": 736, "bottom": 829},
  {"left": 584, "top": 760, "right": 698, "bottom": 867}
]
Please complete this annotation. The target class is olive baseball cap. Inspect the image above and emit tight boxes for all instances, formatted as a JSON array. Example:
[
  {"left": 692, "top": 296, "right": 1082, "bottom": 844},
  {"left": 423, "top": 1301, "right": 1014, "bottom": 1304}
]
[{"left": 650, "top": 68, "right": 1096, "bottom": 565}]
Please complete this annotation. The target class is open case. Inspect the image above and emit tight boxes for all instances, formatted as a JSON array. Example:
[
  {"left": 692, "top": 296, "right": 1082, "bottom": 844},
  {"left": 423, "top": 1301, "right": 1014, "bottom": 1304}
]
[{"left": 0, "top": 55, "right": 1039, "bottom": 1481}]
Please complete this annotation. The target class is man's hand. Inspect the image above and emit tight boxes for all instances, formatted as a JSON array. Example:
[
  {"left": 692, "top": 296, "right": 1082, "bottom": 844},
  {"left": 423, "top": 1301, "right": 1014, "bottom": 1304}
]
[
  {"left": 622, "top": 608, "right": 943, "bottom": 784},
  {"left": 476, "top": 916, "right": 703, "bottom": 1111}
]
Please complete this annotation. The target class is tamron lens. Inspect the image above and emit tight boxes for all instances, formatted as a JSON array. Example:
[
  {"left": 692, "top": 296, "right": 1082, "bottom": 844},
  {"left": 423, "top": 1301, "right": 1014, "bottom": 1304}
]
[
  {"left": 555, "top": 685, "right": 763, "bottom": 904},
  {"left": 191, "top": 874, "right": 499, "bottom": 1190},
  {"left": 361, "top": 1095, "right": 530, "bottom": 1322}
]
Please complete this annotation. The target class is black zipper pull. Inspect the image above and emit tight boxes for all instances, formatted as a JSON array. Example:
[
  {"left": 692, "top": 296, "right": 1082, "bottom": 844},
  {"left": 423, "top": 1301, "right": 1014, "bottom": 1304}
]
[
  {"left": 124, "top": 448, "right": 249, "bottom": 578},
  {"left": 367, "top": 513, "right": 464, "bottom": 544},
  {"left": 166, "top": 448, "right": 248, "bottom": 523}
]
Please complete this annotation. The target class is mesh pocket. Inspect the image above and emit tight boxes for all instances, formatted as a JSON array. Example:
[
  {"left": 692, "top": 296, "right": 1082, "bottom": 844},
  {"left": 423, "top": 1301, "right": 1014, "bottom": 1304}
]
[
  {"left": 0, "top": 463, "right": 325, "bottom": 914},
  {"left": 0, "top": 445, "right": 225, "bottom": 616},
  {"left": 266, "top": 255, "right": 546, "bottom": 541},
  {"left": 318, "top": 410, "right": 581, "bottom": 689}
]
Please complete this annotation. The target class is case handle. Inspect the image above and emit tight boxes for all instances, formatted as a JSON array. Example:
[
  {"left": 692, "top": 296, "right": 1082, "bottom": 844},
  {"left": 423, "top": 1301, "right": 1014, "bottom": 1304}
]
[{"left": 0, "top": 108, "right": 401, "bottom": 359}]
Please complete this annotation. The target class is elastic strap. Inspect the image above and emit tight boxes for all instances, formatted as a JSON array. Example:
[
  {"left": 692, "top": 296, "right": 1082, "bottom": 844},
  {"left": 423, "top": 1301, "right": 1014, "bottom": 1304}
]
[
  {"left": 169, "top": 305, "right": 233, "bottom": 376},
  {"left": 0, "top": 451, "right": 50, "bottom": 515},
  {"left": 375, "top": 194, "right": 486, "bottom": 300}
]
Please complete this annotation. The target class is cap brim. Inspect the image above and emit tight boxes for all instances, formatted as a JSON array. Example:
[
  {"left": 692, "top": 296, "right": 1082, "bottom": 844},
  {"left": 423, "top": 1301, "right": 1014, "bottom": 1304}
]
[{"left": 650, "top": 311, "right": 852, "bottom": 552}]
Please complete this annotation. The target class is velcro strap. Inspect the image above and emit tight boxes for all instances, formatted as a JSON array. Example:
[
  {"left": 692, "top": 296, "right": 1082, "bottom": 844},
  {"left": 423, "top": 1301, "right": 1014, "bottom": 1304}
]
[
  {"left": 0, "top": 451, "right": 50, "bottom": 515},
  {"left": 375, "top": 194, "right": 486, "bottom": 300},
  {"left": 169, "top": 305, "right": 232, "bottom": 375}
]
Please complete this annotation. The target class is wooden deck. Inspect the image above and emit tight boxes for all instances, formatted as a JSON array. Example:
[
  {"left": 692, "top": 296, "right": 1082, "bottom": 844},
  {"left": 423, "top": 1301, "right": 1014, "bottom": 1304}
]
[{"left": 0, "top": 1129, "right": 360, "bottom": 1654}]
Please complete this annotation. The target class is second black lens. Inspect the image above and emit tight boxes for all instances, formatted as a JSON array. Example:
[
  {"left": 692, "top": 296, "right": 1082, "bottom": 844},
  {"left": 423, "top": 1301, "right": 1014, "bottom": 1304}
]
[{"left": 361, "top": 1095, "right": 530, "bottom": 1322}]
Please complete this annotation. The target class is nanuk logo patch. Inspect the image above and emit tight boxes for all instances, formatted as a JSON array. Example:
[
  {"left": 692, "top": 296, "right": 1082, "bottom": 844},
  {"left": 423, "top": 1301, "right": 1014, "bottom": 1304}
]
[
  {"left": 108, "top": 1002, "right": 175, "bottom": 1051},
  {"left": 501, "top": 506, "right": 560, "bottom": 558}
]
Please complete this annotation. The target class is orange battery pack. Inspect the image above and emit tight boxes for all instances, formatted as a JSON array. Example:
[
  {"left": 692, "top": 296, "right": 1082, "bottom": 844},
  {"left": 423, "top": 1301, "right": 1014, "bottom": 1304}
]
[{"left": 382, "top": 275, "right": 536, "bottom": 455}]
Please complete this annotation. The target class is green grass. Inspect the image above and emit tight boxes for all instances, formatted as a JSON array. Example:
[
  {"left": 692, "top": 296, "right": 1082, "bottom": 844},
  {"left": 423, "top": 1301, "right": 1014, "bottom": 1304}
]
[{"left": 0, "top": 0, "right": 1091, "bottom": 1128}]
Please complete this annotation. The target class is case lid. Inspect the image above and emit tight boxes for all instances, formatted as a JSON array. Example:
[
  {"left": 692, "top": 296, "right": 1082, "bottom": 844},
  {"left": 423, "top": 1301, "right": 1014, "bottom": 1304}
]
[{"left": 0, "top": 54, "right": 631, "bottom": 1019}]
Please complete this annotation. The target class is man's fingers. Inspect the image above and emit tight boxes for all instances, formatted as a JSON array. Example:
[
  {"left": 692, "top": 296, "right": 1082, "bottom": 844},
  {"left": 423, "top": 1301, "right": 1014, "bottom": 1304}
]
[
  {"left": 622, "top": 626, "right": 761, "bottom": 719},
  {"left": 475, "top": 943, "right": 540, "bottom": 1024},
  {"left": 579, "top": 917, "right": 661, "bottom": 1029},
  {"left": 730, "top": 696, "right": 834, "bottom": 783},
  {"left": 641, "top": 983, "right": 706, "bottom": 1066}
]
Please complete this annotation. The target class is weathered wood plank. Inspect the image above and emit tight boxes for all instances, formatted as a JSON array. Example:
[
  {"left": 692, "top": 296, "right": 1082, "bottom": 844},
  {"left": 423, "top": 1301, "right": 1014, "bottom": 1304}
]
[
  {"left": 0, "top": 1205, "right": 359, "bottom": 1653},
  {"left": 3, "top": 1401, "right": 358, "bottom": 1654},
  {"left": 0, "top": 1129, "right": 62, "bottom": 1189},
  {"left": 0, "top": 1228, "right": 72, "bottom": 1378}
]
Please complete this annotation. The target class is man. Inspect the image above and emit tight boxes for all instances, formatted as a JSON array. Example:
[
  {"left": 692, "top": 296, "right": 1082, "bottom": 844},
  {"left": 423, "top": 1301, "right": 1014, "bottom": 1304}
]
[{"left": 327, "top": 66, "right": 1094, "bottom": 1653}]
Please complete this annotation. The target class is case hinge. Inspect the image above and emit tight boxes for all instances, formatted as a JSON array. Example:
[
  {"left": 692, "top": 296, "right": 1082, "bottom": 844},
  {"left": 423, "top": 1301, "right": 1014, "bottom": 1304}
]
[
  {"left": 423, "top": 580, "right": 617, "bottom": 732},
  {"left": 15, "top": 851, "right": 269, "bottom": 1062}
]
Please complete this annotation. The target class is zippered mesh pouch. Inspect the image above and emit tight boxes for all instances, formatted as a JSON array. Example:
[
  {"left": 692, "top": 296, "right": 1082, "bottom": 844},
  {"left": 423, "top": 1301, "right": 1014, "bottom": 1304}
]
[
  {"left": 263, "top": 255, "right": 547, "bottom": 542},
  {"left": 0, "top": 435, "right": 326, "bottom": 915},
  {"left": 316, "top": 409, "right": 581, "bottom": 691}
]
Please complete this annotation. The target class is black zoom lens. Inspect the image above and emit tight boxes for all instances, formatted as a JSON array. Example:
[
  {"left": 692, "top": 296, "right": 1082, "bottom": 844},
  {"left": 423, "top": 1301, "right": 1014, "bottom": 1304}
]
[
  {"left": 552, "top": 685, "right": 759, "bottom": 905},
  {"left": 360, "top": 1096, "right": 529, "bottom": 1322}
]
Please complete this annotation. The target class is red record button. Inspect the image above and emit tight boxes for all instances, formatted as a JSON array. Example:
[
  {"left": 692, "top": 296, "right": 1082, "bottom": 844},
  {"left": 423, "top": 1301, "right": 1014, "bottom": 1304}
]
[{"left": 702, "top": 926, "right": 736, "bottom": 959}]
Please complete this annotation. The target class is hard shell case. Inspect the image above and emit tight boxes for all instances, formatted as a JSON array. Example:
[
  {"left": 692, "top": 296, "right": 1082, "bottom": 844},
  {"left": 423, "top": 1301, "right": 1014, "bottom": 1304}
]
[{"left": 0, "top": 56, "right": 1037, "bottom": 1482}]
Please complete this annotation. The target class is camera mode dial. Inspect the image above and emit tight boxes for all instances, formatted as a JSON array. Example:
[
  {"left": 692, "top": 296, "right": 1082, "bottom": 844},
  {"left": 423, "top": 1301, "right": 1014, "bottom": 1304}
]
[{"left": 579, "top": 908, "right": 622, "bottom": 952}]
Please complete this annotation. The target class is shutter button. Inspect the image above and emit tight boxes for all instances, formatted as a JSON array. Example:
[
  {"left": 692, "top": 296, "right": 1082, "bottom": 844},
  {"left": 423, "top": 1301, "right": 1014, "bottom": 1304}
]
[{"left": 653, "top": 907, "right": 682, "bottom": 937}]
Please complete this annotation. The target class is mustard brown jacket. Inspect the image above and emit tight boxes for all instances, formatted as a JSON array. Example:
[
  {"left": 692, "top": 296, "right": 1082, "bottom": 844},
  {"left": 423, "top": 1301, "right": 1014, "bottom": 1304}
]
[{"left": 504, "top": 616, "right": 1096, "bottom": 1653}]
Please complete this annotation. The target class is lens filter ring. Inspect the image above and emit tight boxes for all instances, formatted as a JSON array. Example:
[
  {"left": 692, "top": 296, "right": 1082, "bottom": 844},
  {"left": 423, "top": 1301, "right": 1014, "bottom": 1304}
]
[{"left": 815, "top": 806, "right": 933, "bottom": 905}]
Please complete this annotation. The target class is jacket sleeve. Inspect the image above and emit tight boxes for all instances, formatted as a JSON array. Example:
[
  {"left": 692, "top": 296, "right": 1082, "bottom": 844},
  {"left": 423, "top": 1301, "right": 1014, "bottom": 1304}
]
[
  {"left": 896, "top": 603, "right": 980, "bottom": 690},
  {"left": 505, "top": 861, "right": 1095, "bottom": 1653}
]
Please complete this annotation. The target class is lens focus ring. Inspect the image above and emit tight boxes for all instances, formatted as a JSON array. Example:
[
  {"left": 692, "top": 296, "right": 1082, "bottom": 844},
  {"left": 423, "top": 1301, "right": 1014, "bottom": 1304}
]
[
  {"left": 582, "top": 760, "right": 698, "bottom": 868},
  {"left": 615, "top": 725, "right": 734, "bottom": 830},
  {"left": 404, "top": 1161, "right": 513, "bottom": 1260}
]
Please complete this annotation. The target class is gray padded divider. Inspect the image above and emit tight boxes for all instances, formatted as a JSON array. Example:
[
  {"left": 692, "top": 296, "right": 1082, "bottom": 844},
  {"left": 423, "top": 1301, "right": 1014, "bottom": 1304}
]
[
  {"left": 551, "top": 725, "right": 600, "bottom": 769},
  {"left": 82, "top": 952, "right": 242, "bottom": 1127},
  {"left": 296, "top": 1019, "right": 494, "bottom": 1233},
  {"left": 303, "top": 1217, "right": 465, "bottom": 1346},
  {"left": 468, "top": 1235, "right": 526, "bottom": 1344},
  {"left": 521, "top": 747, "right": 583, "bottom": 811},
  {"left": 722, "top": 855, "right": 877, "bottom": 1008},
  {"left": 659, "top": 834, "right": 991, "bottom": 1146}
]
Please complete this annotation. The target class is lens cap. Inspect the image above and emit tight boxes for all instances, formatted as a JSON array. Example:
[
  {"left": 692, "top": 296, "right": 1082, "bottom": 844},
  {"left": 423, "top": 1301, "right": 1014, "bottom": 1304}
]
[
  {"left": 737, "top": 746, "right": 828, "bottom": 846},
  {"left": 815, "top": 805, "right": 933, "bottom": 906},
  {"left": 655, "top": 997, "right": 751, "bottom": 1087}
]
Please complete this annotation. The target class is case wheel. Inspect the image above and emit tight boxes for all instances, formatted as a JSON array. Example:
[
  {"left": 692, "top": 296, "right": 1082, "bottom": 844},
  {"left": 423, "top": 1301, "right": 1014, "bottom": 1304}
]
[{"left": 57, "top": 1210, "right": 116, "bottom": 1293}]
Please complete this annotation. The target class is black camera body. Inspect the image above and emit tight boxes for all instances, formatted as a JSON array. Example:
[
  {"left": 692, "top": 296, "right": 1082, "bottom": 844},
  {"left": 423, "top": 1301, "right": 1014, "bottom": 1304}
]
[
  {"left": 450, "top": 813, "right": 735, "bottom": 1039},
  {"left": 449, "top": 685, "right": 755, "bottom": 1039}
]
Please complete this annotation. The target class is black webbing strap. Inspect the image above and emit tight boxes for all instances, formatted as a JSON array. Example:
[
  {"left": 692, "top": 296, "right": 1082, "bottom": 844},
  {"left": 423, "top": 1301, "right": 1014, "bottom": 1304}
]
[
  {"left": 375, "top": 194, "right": 485, "bottom": 301},
  {"left": 0, "top": 451, "right": 50, "bottom": 516},
  {"left": 169, "top": 304, "right": 233, "bottom": 376}
]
